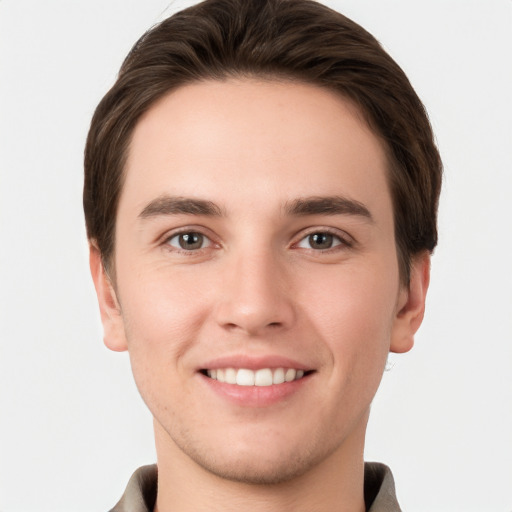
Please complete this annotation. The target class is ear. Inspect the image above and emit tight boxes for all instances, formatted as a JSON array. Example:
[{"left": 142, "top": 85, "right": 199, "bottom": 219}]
[
  {"left": 390, "top": 251, "right": 431, "bottom": 354},
  {"left": 89, "top": 242, "right": 128, "bottom": 352}
]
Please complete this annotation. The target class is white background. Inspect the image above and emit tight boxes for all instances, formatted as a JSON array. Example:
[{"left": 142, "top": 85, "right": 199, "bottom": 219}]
[{"left": 1, "top": 1, "right": 511, "bottom": 510}]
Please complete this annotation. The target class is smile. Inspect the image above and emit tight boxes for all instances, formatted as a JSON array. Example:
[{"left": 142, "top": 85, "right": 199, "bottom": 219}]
[{"left": 203, "top": 368, "right": 307, "bottom": 386}]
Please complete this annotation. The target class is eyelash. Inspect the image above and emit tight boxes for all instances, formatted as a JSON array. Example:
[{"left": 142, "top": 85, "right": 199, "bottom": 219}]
[
  {"left": 162, "top": 227, "right": 353, "bottom": 255},
  {"left": 163, "top": 229, "right": 216, "bottom": 254},
  {"left": 292, "top": 228, "right": 353, "bottom": 252}
]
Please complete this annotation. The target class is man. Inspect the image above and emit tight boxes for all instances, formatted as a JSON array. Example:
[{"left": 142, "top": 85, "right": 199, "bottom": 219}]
[{"left": 84, "top": 0, "right": 441, "bottom": 510}]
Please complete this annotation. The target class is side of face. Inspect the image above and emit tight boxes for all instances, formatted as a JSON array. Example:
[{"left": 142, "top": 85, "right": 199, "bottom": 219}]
[{"left": 90, "top": 79, "right": 429, "bottom": 484}]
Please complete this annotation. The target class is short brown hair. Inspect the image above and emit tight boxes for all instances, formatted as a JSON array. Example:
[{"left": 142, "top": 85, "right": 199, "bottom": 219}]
[{"left": 84, "top": 0, "right": 442, "bottom": 284}]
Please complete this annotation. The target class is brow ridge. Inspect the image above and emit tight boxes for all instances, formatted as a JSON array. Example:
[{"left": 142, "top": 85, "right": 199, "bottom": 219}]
[
  {"left": 285, "top": 195, "right": 373, "bottom": 220},
  {"left": 139, "top": 195, "right": 224, "bottom": 219}
]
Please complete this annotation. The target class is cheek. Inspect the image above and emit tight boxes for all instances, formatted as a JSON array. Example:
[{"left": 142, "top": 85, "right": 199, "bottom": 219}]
[
  {"left": 293, "top": 265, "right": 397, "bottom": 435},
  {"left": 117, "top": 270, "right": 209, "bottom": 416},
  {"left": 300, "top": 260, "right": 399, "bottom": 362},
  {"left": 117, "top": 266, "right": 210, "bottom": 361}
]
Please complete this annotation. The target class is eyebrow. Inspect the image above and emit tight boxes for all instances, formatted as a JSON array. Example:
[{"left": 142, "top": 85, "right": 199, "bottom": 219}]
[
  {"left": 138, "top": 194, "right": 372, "bottom": 221},
  {"left": 138, "top": 195, "right": 224, "bottom": 219},
  {"left": 284, "top": 196, "right": 373, "bottom": 221}
]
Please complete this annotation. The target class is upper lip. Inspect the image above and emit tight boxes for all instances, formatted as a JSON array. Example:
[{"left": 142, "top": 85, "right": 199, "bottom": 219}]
[{"left": 198, "top": 354, "right": 313, "bottom": 371}]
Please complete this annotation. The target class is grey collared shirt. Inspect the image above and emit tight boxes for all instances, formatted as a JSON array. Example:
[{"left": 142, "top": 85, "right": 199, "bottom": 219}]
[{"left": 109, "top": 462, "right": 402, "bottom": 512}]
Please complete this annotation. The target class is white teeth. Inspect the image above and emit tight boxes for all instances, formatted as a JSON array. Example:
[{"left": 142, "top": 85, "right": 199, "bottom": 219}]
[
  {"left": 206, "top": 367, "right": 307, "bottom": 386},
  {"left": 236, "top": 368, "right": 255, "bottom": 386},
  {"left": 285, "top": 368, "right": 296, "bottom": 382},
  {"left": 254, "top": 368, "right": 273, "bottom": 386},
  {"left": 225, "top": 368, "right": 237, "bottom": 384},
  {"left": 273, "top": 367, "right": 285, "bottom": 384}
]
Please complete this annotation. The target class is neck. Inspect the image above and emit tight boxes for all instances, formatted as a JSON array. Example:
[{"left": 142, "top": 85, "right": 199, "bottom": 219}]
[{"left": 153, "top": 419, "right": 368, "bottom": 512}]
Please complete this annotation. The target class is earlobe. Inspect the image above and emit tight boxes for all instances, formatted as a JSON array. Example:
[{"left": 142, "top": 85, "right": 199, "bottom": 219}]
[
  {"left": 89, "top": 243, "right": 128, "bottom": 352},
  {"left": 390, "top": 252, "right": 431, "bottom": 354}
]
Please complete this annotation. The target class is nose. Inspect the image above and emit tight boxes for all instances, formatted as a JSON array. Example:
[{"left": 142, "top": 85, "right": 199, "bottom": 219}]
[{"left": 214, "top": 248, "right": 296, "bottom": 336}]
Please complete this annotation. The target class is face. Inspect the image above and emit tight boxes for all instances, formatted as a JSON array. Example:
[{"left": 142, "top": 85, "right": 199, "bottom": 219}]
[{"left": 92, "top": 79, "right": 428, "bottom": 484}]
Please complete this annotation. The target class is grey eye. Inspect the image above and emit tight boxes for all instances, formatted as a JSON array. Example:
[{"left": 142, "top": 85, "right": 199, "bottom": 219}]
[
  {"left": 297, "top": 232, "right": 342, "bottom": 250},
  {"left": 168, "top": 232, "right": 208, "bottom": 250},
  {"left": 309, "top": 233, "right": 333, "bottom": 249}
]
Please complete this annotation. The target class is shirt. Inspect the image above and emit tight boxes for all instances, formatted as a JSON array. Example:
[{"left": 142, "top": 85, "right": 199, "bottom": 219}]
[{"left": 109, "top": 461, "right": 402, "bottom": 512}]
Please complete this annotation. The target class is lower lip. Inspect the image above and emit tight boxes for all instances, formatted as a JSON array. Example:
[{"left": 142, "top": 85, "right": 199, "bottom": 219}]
[{"left": 199, "top": 373, "right": 311, "bottom": 407}]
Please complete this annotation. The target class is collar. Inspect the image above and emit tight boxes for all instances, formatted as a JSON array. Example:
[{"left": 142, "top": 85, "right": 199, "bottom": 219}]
[{"left": 110, "top": 461, "right": 401, "bottom": 512}]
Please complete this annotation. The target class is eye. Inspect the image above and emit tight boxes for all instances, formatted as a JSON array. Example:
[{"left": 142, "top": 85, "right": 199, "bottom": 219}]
[
  {"left": 166, "top": 231, "right": 211, "bottom": 251},
  {"left": 296, "top": 232, "right": 345, "bottom": 250}
]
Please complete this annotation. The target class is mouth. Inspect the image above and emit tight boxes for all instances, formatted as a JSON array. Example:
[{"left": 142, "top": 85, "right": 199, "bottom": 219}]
[{"left": 200, "top": 367, "right": 313, "bottom": 386}]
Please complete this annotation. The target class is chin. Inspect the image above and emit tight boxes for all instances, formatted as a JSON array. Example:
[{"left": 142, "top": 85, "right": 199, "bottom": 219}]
[
  {"left": 171, "top": 424, "right": 337, "bottom": 486},
  {"left": 189, "top": 446, "right": 325, "bottom": 485}
]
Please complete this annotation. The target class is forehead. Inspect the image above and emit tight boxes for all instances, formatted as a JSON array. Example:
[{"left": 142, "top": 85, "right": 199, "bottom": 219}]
[{"left": 121, "top": 79, "right": 391, "bottom": 219}]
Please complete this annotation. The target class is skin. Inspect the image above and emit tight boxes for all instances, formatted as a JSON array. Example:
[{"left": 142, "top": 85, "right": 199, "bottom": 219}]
[{"left": 90, "top": 79, "right": 430, "bottom": 512}]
